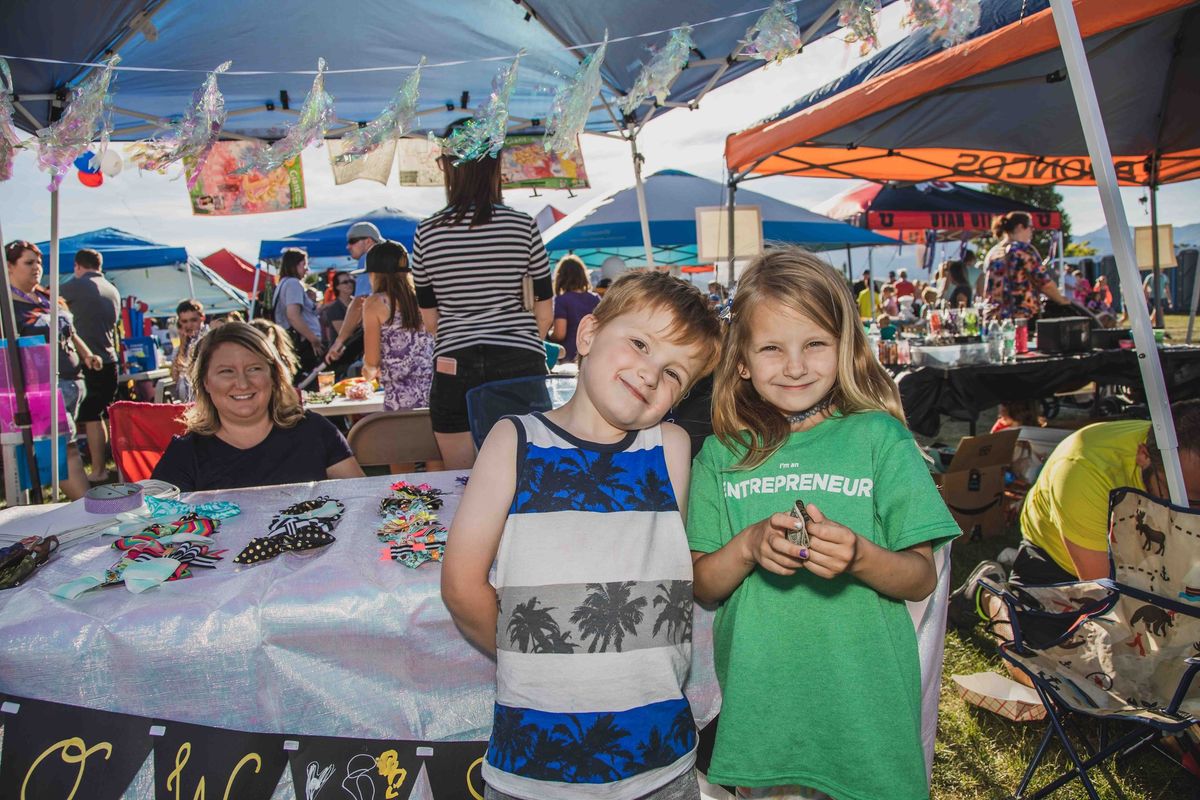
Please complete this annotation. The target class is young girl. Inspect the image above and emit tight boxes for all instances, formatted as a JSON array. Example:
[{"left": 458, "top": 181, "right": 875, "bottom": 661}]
[{"left": 687, "top": 248, "right": 959, "bottom": 800}]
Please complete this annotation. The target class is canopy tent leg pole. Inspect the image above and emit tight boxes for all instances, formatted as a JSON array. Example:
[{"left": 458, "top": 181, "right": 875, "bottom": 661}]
[
  {"left": 1188, "top": 252, "right": 1200, "bottom": 344},
  {"left": 1057, "top": 229, "right": 1066, "bottom": 293},
  {"left": 0, "top": 214, "right": 43, "bottom": 503},
  {"left": 628, "top": 133, "right": 657, "bottom": 272},
  {"left": 248, "top": 263, "right": 261, "bottom": 322},
  {"left": 726, "top": 179, "right": 737, "bottom": 290},
  {"left": 1050, "top": 0, "right": 1185, "bottom": 505},
  {"left": 1149, "top": 180, "right": 1165, "bottom": 328},
  {"left": 185, "top": 260, "right": 197, "bottom": 301},
  {"left": 49, "top": 189, "right": 60, "bottom": 500},
  {"left": 846, "top": 245, "right": 852, "bottom": 281}
]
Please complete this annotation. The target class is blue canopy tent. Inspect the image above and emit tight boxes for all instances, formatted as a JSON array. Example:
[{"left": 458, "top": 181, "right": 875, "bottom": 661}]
[
  {"left": 33, "top": 228, "right": 247, "bottom": 317},
  {"left": 258, "top": 207, "right": 420, "bottom": 269},
  {"left": 2, "top": 0, "right": 912, "bottom": 496},
  {"left": 544, "top": 169, "right": 897, "bottom": 269}
]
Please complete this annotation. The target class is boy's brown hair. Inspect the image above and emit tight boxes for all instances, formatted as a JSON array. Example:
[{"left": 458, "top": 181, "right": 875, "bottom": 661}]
[{"left": 590, "top": 270, "right": 722, "bottom": 391}]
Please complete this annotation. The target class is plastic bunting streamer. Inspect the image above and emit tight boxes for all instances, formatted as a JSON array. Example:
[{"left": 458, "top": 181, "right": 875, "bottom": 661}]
[
  {"left": 619, "top": 25, "right": 693, "bottom": 116},
  {"left": 128, "top": 61, "right": 230, "bottom": 188},
  {"left": 543, "top": 37, "right": 607, "bottom": 157},
  {"left": 905, "top": 0, "right": 982, "bottom": 46},
  {"left": 432, "top": 52, "right": 522, "bottom": 164},
  {"left": 238, "top": 58, "right": 335, "bottom": 174},
  {"left": 838, "top": 0, "right": 882, "bottom": 55},
  {"left": 740, "top": 0, "right": 805, "bottom": 64},
  {"left": 35, "top": 55, "right": 119, "bottom": 191},
  {"left": 0, "top": 59, "right": 23, "bottom": 181},
  {"left": 337, "top": 58, "right": 423, "bottom": 163}
]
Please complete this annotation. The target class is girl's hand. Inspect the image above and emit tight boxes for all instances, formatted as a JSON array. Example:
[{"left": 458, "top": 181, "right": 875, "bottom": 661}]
[
  {"left": 84, "top": 354, "right": 103, "bottom": 371},
  {"left": 803, "top": 503, "right": 859, "bottom": 580},
  {"left": 740, "top": 512, "right": 808, "bottom": 576}
]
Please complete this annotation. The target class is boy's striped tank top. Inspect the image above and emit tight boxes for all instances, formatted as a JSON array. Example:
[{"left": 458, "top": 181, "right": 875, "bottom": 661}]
[{"left": 483, "top": 412, "right": 697, "bottom": 799}]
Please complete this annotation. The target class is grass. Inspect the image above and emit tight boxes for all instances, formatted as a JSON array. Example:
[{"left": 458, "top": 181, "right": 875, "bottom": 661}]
[{"left": 927, "top": 407, "right": 1196, "bottom": 799}]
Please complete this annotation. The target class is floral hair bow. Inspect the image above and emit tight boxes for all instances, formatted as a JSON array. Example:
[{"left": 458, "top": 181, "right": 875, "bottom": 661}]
[
  {"left": 380, "top": 527, "right": 448, "bottom": 569},
  {"left": 381, "top": 481, "right": 445, "bottom": 516}
]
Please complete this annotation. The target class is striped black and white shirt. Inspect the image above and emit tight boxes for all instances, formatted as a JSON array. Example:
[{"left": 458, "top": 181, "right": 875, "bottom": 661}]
[{"left": 411, "top": 204, "right": 552, "bottom": 358}]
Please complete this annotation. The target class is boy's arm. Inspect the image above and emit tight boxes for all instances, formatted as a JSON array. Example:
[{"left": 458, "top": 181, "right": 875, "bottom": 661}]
[
  {"left": 660, "top": 422, "right": 692, "bottom": 524},
  {"left": 441, "top": 419, "right": 519, "bottom": 656}
]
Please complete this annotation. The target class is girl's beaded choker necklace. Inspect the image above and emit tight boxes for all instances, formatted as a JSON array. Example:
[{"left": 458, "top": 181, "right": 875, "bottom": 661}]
[{"left": 784, "top": 393, "right": 833, "bottom": 426}]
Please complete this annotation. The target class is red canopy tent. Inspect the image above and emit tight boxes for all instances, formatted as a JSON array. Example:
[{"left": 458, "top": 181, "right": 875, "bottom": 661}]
[
  {"left": 200, "top": 249, "right": 274, "bottom": 296},
  {"left": 816, "top": 180, "right": 1062, "bottom": 243}
]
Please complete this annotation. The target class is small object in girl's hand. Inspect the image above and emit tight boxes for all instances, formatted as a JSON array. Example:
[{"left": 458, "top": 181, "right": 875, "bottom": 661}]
[{"left": 787, "top": 499, "right": 811, "bottom": 550}]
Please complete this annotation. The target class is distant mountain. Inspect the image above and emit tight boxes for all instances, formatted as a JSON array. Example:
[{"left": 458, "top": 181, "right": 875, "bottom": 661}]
[{"left": 1073, "top": 222, "right": 1200, "bottom": 258}]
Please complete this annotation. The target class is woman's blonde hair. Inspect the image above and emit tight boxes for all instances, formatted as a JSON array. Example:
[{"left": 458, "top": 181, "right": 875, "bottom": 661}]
[
  {"left": 712, "top": 247, "right": 905, "bottom": 469},
  {"left": 249, "top": 318, "right": 300, "bottom": 379},
  {"left": 183, "top": 322, "right": 304, "bottom": 436}
]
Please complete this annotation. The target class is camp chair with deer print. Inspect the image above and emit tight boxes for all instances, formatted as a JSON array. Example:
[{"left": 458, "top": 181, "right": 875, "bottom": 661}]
[{"left": 982, "top": 487, "right": 1200, "bottom": 799}]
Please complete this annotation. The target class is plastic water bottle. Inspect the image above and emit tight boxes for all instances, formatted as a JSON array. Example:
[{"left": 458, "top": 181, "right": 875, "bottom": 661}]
[
  {"left": 986, "top": 321, "right": 1003, "bottom": 362},
  {"left": 1001, "top": 319, "right": 1016, "bottom": 363}
]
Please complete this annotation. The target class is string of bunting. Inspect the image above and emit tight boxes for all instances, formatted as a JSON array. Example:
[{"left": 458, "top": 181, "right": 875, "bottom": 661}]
[
  {"left": 0, "top": 694, "right": 490, "bottom": 800},
  {"left": 2, "top": 0, "right": 983, "bottom": 187}
]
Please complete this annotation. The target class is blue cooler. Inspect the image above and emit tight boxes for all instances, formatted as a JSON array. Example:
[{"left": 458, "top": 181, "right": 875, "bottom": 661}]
[{"left": 122, "top": 336, "right": 159, "bottom": 373}]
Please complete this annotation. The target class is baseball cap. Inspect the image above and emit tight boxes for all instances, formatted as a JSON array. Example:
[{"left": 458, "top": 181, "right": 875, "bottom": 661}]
[
  {"left": 365, "top": 240, "right": 410, "bottom": 274},
  {"left": 346, "top": 221, "right": 382, "bottom": 243}
]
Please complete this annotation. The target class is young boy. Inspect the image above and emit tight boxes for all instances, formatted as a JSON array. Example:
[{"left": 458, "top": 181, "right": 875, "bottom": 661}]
[{"left": 442, "top": 272, "right": 722, "bottom": 800}]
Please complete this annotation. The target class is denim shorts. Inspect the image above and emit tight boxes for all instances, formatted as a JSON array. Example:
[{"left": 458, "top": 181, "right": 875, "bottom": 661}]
[{"left": 429, "top": 344, "right": 547, "bottom": 434}]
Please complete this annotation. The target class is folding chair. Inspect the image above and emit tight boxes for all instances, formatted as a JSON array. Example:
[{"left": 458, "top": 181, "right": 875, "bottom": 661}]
[
  {"left": 346, "top": 409, "right": 442, "bottom": 467},
  {"left": 108, "top": 401, "right": 190, "bottom": 482},
  {"left": 464, "top": 375, "right": 576, "bottom": 449},
  {"left": 983, "top": 488, "right": 1200, "bottom": 798}
]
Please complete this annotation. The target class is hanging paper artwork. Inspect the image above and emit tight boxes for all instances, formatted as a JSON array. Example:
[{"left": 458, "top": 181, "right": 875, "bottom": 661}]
[
  {"left": 503, "top": 135, "right": 589, "bottom": 190},
  {"left": 432, "top": 52, "right": 522, "bottom": 164},
  {"left": 396, "top": 137, "right": 443, "bottom": 186},
  {"left": 839, "top": 0, "right": 883, "bottom": 55},
  {"left": 0, "top": 58, "right": 24, "bottom": 182},
  {"left": 328, "top": 137, "right": 397, "bottom": 185},
  {"left": 337, "top": 59, "right": 423, "bottom": 163},
  {"left": 35, "top": 55, "right": 119, "bottom": 191},
  {"left": 186, "top": 140, "right": 306, "bottom": 216},
  {"left": 544, "top": 37, "right": 607, "bottom": 158},
  {"left": 128, "top": 61, "right": 231, "bottom": 189},
  {"left": 237, "top": 58, "right": 335, "bottom": 175},
  {"left": 619, "top": 25, "right": 693, "bottom": 117},
  {"left": 905, "top": 0, "right": 983, "bottom": 46},
  {"left": 740, "top": 0, "right": 805, "bottom": 64}
]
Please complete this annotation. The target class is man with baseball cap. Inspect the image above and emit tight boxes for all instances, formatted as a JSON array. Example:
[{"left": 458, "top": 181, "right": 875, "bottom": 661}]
[{"left": 326, "top": 220, "right": 381, "bottom": 368}]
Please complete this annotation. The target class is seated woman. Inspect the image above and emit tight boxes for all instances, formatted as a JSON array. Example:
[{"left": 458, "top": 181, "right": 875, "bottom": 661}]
[{"left": 152, "top": 322, "right": 364, "bottom": 492}]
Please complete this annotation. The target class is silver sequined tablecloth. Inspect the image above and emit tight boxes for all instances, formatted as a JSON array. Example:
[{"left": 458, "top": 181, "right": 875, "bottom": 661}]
[{"left": 0, "top": 471, "right": 721, "bottom": 799}]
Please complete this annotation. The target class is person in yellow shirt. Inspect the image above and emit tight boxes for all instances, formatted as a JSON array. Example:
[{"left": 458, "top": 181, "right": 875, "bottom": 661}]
[{"left": 950, "top": 401, "right": 1200, "bottom": 642}]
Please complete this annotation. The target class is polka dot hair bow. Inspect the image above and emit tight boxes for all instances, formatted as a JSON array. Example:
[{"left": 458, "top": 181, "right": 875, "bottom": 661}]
[{"left": 235, "top": 496, "right": 344, "bottom": 565}]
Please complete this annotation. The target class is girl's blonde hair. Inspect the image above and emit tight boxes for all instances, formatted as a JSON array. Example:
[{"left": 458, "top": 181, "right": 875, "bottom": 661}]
[
  {"left": 712, "top": 247, "right": 905, "bottom": 469},
  {"left": 184, "top": 322, "right": 304, "bottom": 436}
]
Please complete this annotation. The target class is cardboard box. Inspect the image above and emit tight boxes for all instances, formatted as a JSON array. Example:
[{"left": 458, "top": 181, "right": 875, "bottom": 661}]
[{"left": 937, "top": 429, "right": 1020, "bottom": 541}]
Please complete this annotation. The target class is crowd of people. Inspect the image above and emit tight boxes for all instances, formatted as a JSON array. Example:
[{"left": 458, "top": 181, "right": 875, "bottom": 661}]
[{"left": 850, "top": 212, "right": 1122, "bottom": 335}]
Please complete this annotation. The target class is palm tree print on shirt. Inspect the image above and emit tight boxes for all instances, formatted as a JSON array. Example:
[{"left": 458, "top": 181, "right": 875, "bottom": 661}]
[
  {"left": 570, "top": 582, "right": 648, "bottom": 653},
  {"left": 486, "top": 700, "right": 695, "bottom": 783},
  {"left": 513, "top": 447, "right": 674, "bottom": 513},
  {"left": 651, "top": 581, "right": 693, "bottom": 644},
  {"left": 507, "top": 597, "right": 578, "bottom": 654}
]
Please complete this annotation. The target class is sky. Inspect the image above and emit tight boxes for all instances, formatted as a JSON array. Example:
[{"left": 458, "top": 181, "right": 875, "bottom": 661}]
[{"left": 2, "top": 3, "right": 1197, "bottom": 276}]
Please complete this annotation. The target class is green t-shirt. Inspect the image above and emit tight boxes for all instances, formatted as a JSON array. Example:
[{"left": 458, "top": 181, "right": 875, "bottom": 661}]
[{"left": 687, "top": 411, "right": 959, "bottom": 799}]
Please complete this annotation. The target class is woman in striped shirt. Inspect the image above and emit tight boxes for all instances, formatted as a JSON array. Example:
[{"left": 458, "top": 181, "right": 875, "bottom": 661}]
[{"left": 412, "top": 141, "right": 554, "bottom": 469}]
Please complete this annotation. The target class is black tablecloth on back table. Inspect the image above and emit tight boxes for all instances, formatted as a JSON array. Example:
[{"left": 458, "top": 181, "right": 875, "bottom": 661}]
[{"left": 897, "top": 346, "right": 1200, "bottom": 437}]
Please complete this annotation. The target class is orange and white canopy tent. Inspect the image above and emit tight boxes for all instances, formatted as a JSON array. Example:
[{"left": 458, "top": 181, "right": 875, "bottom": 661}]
[{"left": 725, "top": 0, "right": 1200, "bottom": 188}]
